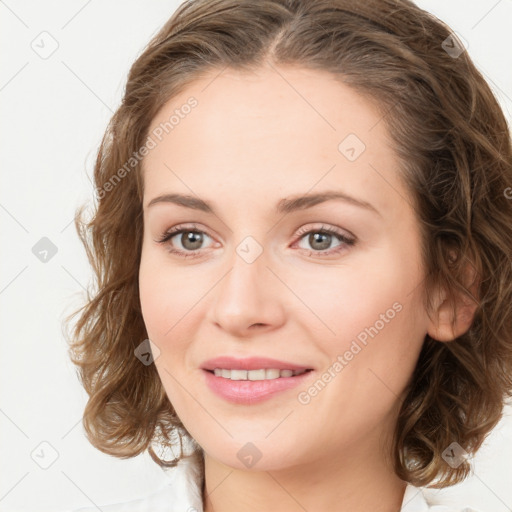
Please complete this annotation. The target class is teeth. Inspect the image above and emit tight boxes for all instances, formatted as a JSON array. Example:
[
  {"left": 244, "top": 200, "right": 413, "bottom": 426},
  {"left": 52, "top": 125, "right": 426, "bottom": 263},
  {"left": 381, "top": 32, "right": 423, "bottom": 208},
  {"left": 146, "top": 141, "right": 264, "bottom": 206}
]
[
  {"left": 212, "top": 368, "right": 308, "bottom": 380},
  {"left": 265, "top": 369, "right": 280, "bottom": 379},
  {"left": 230, "top": 369, "right": 247, "bottom": 380},
  {"left": 248, "top": 369, "right": 266, "bottom": 380}
]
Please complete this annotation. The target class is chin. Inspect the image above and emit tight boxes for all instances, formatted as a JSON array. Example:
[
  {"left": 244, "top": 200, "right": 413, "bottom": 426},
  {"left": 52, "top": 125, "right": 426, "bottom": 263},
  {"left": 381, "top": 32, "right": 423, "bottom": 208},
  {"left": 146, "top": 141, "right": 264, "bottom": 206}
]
[{"left": 199, "top": 433, "right": 307, "bottom": 472}]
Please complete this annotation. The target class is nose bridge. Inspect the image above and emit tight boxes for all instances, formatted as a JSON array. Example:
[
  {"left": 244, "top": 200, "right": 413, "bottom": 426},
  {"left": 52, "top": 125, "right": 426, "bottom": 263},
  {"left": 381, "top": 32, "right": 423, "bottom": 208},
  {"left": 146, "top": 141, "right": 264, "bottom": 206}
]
[
  {"left": 209, "top": 233, "right": 284, "bottom": 334},
  {"left": 219, "top": 235, "right": 269, "bottom": 310}
]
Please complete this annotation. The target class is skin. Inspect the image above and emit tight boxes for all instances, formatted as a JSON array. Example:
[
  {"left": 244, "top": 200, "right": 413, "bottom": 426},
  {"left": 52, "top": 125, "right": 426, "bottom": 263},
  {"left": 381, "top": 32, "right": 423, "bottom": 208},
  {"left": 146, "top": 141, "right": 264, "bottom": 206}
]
[{"left": 138, "top": 63, "right": 475, "bottom": 512}]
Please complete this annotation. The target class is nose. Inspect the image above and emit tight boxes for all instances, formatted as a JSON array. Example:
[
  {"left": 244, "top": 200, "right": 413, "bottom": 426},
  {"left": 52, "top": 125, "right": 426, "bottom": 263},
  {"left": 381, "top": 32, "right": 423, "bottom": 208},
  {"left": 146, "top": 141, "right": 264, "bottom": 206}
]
[{"left": 207, "top": 245, "right": 286, "bottom": 338}]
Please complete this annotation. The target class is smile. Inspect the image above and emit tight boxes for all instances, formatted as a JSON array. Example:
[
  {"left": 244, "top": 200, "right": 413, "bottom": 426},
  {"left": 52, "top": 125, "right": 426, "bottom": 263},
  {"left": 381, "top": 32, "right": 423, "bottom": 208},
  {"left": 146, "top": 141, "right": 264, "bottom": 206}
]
[{"left": 210, "top": 368, "right": 310, "bottom": 380}]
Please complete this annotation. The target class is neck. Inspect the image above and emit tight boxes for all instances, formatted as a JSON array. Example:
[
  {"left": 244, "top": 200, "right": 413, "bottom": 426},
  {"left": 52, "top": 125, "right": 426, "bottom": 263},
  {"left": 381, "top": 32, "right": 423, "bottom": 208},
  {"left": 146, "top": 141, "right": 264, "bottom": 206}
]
[{"left": 202, "top": 439, "right": 407, "bottom": 512}]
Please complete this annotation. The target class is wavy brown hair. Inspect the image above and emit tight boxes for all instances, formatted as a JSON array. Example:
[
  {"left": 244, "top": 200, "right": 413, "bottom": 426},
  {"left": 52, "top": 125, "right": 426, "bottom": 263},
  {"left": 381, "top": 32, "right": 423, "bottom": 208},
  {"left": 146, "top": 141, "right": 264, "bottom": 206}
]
[{"left": 64, "top": 0, "right": 512, "bottom": 488}]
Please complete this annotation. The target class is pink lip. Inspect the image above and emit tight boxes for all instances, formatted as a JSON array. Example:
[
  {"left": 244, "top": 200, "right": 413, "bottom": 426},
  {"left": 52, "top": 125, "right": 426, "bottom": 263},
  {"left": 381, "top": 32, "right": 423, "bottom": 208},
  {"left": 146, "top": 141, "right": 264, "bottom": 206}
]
[
  {"left": 200, "top": 356, "right": 314, "bottom": 405},
  {"left": 203, "top": 370, "right": 313, "bottom": 404},
  {"left": 200, "top": 356, "right": 312, "bottom": 372}
]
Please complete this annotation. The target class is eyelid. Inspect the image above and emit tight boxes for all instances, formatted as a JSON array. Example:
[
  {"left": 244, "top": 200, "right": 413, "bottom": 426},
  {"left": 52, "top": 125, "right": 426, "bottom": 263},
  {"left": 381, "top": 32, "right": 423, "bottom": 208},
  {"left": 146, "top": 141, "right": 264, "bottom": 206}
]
[
  {"left": 155, "top": 222, "right": 356, "bottom": 258},
  {"left": 294, "top": 222, "right": 355, "bottom": 241},
  {"left": 155, "top": 222, "right": 213, "bottom": 241}
]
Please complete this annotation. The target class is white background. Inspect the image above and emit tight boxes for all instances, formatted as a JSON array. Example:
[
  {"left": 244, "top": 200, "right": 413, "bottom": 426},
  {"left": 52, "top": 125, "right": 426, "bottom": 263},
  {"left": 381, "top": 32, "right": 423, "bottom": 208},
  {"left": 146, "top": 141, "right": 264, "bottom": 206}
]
[{"left": 0, "top": 1, "right": 511, "bottom": 511}]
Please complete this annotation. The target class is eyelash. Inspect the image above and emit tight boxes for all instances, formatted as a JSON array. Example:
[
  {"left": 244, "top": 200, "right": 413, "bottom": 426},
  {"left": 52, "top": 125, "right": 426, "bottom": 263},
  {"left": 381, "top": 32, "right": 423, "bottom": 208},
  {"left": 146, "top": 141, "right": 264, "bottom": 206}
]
[{"left": 155, "top": 223, "right": 356, "bottom": 259}]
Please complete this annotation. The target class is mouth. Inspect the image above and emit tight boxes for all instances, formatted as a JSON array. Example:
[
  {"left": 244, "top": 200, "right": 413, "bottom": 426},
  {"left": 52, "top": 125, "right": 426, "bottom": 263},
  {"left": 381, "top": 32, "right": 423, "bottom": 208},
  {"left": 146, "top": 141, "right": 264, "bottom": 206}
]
[
  {"left": 200, "top": 356, "right": 315, "bottom": 404},
  {"left": 205, "top": 368, "right": 312, "bottom": 380}
]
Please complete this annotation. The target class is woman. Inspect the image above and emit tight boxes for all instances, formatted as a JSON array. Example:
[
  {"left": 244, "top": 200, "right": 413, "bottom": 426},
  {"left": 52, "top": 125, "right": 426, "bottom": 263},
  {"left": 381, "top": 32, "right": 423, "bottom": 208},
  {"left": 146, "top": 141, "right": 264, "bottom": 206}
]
[{"left": 65, "top": 0, "right": 512, "bottom": 510}]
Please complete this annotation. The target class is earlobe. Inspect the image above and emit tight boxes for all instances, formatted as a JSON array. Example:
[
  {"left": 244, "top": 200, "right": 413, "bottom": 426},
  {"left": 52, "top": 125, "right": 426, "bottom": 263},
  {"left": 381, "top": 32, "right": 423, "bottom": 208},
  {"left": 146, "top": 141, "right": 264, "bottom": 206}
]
[
  {"left": 426, "top": 257, "right": 480, "bottom": 343},
  {"left": 427, "top": 295, "right": 478, "bottom": 342},
  {"left": 426, "top": 287, "right": 455, "bottom": 342}
]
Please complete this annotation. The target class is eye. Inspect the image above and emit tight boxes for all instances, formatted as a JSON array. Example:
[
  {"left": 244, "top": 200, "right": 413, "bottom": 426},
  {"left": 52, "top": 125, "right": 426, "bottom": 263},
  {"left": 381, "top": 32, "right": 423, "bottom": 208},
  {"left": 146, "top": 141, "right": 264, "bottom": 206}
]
[
  {"left": 293, "top": 224, "right": 356, "bottom": 257},
  {"left": 155, "top": 223, "right": 215, "bottom": 259},
  {"left": 155, "top": 223, "right": 356, "bottom": 259}
]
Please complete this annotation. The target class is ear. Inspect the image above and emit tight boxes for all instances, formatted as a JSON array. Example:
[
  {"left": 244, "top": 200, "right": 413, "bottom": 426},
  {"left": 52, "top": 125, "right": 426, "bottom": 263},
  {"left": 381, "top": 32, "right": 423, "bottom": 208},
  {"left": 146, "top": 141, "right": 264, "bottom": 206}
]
[{"left": 426, "top": 255, "right": 480, "bottom": 342}]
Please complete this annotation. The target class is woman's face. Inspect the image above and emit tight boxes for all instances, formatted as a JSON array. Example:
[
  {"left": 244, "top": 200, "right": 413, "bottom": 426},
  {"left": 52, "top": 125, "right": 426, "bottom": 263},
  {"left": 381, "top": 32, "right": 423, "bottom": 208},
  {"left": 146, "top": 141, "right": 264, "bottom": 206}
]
[{"left": 139, "top": 65, "right": 432, "bottom": 470}]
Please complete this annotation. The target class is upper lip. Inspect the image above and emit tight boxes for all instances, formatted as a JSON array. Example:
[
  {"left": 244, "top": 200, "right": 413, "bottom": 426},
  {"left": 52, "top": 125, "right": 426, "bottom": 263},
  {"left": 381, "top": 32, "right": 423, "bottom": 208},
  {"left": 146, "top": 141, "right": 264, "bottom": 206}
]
[{"left": 200, "top": 356, "right": 313, "bottom": 371}]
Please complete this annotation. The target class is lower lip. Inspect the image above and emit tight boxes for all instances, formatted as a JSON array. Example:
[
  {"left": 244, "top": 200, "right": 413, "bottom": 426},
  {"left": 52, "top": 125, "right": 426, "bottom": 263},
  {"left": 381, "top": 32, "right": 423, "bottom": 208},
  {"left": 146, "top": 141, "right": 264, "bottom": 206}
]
[{"left": 202, "top": 369, "right": 314, "bottom": 404}]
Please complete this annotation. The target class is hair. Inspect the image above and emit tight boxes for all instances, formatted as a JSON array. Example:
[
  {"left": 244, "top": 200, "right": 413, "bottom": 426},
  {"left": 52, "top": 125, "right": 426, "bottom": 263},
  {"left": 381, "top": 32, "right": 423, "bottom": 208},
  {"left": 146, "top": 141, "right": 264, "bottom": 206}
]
[{"left": 64, "top": 0, "right": 512, "bottom": 488}]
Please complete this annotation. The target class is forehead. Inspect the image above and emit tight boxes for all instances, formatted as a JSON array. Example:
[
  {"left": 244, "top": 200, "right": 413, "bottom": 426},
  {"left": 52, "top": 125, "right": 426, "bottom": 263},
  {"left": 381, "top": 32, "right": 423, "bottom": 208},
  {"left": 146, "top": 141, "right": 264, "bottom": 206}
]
[{"left": 142, "top": 65, "right": 411, "bottom": 220}]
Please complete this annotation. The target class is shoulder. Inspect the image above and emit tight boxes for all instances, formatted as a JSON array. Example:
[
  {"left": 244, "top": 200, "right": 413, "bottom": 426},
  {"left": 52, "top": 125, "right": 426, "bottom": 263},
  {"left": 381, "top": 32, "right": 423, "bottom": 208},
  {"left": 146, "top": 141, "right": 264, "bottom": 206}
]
[{"left": 401, "top": 484, "right": 482, "bottom": 512}]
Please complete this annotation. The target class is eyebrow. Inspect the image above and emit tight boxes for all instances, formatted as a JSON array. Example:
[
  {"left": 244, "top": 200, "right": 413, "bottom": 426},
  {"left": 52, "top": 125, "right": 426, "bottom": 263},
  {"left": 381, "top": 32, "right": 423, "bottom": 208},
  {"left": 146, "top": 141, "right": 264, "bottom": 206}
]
[{"left": 146, "top": 191, "right": 381, "bottom": 217}]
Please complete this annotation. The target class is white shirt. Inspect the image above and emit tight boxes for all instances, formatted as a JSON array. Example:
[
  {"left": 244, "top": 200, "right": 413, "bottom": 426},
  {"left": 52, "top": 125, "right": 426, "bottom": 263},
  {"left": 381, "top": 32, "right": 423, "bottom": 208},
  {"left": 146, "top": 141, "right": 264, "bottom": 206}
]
[{"left": 68, "top": 455, "right": 479, "bottom": 512}]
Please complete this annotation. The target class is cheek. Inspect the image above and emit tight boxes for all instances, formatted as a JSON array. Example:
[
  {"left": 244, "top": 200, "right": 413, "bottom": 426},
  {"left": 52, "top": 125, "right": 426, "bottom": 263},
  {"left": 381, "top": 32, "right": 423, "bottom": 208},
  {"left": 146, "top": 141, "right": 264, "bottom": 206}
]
[
  {"left": 287, "top": 252, "right": 416, "bottom": 346},
  {"left": 304, "top": 251, "right": 425, "bottom": 389},
  {"left": 138, "top": 248, "right": 203, "bottom": 339},
  {"left": 138, "top": 254, "right": 194, "bottom": 405},
  {"left": 138, "top": 249, "right": 213, "bottom": 389},
  {"left": 138, "top": 257, "right": 169, "bottom": 339},
  {"left": 339, "top": 305, "right": 424, "bottom": 413}
]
